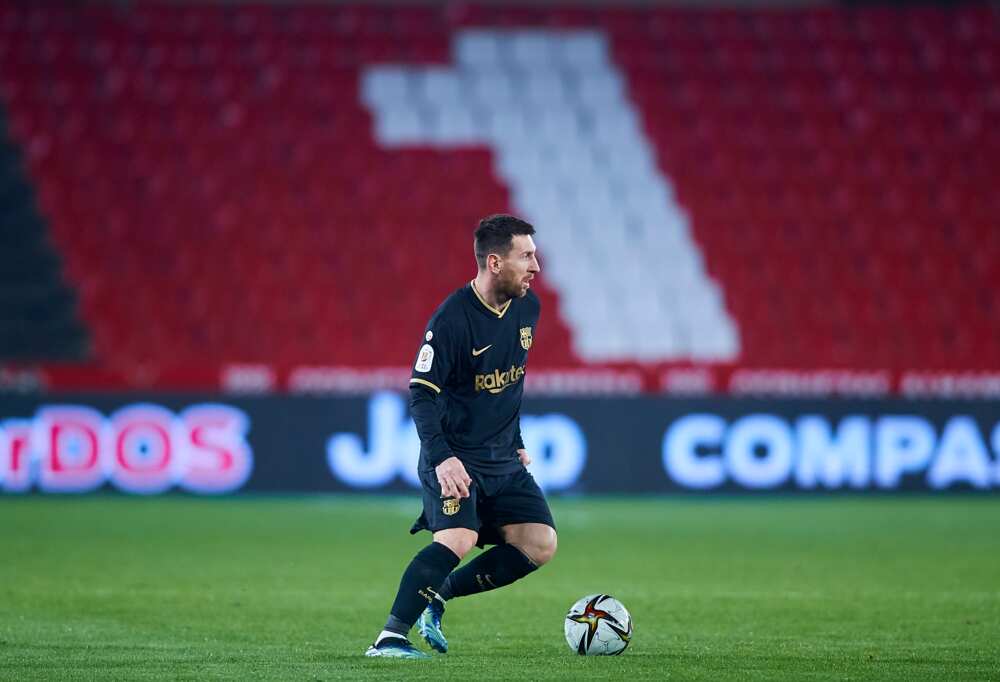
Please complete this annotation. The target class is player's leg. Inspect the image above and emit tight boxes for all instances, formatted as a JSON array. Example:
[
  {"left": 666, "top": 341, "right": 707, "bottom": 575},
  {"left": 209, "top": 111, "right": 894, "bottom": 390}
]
[
  {"left": 435, "top": 522, "right": 556, "bottom": 602},
  {"left": 435, "top": 469, "right": 557, "bottom": 602},
  {"left": 367, "top": 529, "right": 476, "bottom": 658},
  {"left": 416, "top": 523, "right": 555, "bottom": 655},
  {"left": 366, "top": 473, "right": 480, "bottom": 658},
  {"left": 498, "top": 522, "right": 558, "bottom": 565},
  {"left": 412, "top": 527, "right": 474, "bottom": 654}
]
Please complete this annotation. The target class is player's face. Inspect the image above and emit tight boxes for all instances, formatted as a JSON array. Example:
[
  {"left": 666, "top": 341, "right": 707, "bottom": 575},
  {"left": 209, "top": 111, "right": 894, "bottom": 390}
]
[{"left": 500, "top": 235, "right": 540, "bottom": 299}]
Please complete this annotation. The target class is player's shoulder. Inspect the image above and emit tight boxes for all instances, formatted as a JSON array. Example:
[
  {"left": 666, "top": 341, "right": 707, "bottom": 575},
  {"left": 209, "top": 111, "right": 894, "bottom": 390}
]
[
  {"left": 425, "top": 284, "right": 473, "bottom": 331},
  {"left": 523, "top": 288, "right": 541, "bottom": 313}
]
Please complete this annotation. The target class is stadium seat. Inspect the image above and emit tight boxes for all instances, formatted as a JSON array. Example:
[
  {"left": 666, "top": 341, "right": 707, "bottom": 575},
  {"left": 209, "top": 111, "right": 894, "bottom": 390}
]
[{"left": 0, "top": 3, "right": 997, "bottom": 373}]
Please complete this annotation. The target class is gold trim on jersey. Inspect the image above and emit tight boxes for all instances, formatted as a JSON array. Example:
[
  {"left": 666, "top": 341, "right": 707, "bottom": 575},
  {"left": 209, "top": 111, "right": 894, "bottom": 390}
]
[
  {"left": 410, "top": 378, "right": 441, "bottom": 393},
  {"left": 471, "top": 280, "right": 511, "bottom": 318}
]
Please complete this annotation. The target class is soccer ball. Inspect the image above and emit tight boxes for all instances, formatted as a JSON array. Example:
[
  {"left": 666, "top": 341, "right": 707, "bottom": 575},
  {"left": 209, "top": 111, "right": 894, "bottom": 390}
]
[{"left": 564, "top": 594, "right": 633, "bottom": 655}]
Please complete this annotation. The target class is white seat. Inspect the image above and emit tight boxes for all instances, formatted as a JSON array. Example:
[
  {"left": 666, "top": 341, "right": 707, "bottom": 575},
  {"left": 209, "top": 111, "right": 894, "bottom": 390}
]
[
  {"left": 521, "top": 71, "right": 573, "bottom": 106},
  {"left": 483, "top": 108, "right": 529, "bottom": 143},
  {"left": 360, "top": 68, "right": 412, "bottom": 108},
  {"left": 635, "top": 326, "right": 680, "bottom": 360},
  {"left": 417, "top": 68, "right": 465, "bottom": 106},
  {"left": 593, "top": 137, "right": 658, "bottom": 174},
  {"left": 454, "top": 31, "right": 502, "bottom": 68},
  {"left": 507, "top": 31, "right": 558, "bottom": 68},
  {"left": 466, "top": 69, "right": 518, "bottom": 106},
  {"left": 549, "top": 149, "right": 598, "bottom": 183},
  {"left": 622, "top": 181, "right": 673, "bottom": 216},
  {"left": 372, "top": 107, "right": 425, "bottom": 146},
  {"left": 556, "top": 32, "right": 609, "bottom": 70},
  {"left": 531, "top": 108, "right": 584, "bottom": 143},
  {"left": 690, "top": 326, "right": 740, "bottom": 360},
  {"left": 428, "top": 107, "right": 482, "bottom": 145},
  {"left": 576, "top": 70, "right": 625, "bottom": 104}
]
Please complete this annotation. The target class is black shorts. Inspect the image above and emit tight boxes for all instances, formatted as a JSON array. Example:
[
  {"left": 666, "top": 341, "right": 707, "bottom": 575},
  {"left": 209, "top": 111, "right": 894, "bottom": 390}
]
[{"left": 410, "top": 465, "right": 556, "bottom": 548}]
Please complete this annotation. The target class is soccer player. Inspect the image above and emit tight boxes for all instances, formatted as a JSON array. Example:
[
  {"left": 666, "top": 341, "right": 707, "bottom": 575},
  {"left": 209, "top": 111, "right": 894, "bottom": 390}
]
[{"left": 365, "top": 214, "right": 557, "bottom": 658}]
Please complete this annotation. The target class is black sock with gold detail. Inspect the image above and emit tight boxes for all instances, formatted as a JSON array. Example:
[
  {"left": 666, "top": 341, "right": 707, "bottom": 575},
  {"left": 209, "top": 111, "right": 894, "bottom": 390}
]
[
  {"left": 437, "top": 544, "right": 537, "bottom": 600},
  {"left": 384, "top": 542, "right": 460, "bottom": 635}
]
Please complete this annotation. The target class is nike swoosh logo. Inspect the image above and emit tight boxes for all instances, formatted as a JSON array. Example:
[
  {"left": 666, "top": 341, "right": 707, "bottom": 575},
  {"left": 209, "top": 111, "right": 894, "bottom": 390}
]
[{"left": 472, "top": 345, "right": 493, "bottom": 356}]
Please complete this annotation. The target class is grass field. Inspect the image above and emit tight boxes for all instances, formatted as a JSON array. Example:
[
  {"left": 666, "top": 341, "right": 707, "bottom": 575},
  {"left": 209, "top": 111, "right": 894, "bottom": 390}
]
[{"left": 2, "top": 496, "right": 998, "bottom": 680}]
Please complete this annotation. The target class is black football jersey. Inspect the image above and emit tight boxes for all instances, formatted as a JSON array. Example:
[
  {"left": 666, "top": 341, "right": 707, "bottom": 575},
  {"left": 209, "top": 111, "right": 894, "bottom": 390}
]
[{"left": 409, "top": 281, "right": 540, "bottom": 474}]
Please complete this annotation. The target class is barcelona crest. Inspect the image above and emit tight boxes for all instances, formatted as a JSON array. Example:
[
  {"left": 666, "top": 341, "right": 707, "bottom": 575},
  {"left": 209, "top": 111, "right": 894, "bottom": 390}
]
[
  {"left": 519, "top": 326, "right": 533, "bottom": 350},
  {"left": 442, "top": 498, "right": 460, "bottom": 516}
]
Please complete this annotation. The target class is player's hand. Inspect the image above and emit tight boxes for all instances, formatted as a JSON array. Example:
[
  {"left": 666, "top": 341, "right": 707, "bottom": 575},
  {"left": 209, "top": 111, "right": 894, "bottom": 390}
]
[
  {"left": 436, "top": 456, "right": 472, "bottom": 499},
  {"left": 517, "top": 449, "right": 531, "bottom": 466}
]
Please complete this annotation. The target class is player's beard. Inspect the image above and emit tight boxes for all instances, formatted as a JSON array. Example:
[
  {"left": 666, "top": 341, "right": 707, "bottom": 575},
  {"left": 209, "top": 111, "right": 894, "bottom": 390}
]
[{"left": 503, "top": 270, "right": 527, "bottom": 300}]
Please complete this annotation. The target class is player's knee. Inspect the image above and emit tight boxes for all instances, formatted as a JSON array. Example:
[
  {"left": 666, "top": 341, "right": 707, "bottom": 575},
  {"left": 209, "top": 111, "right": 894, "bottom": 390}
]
[
  {"left": 433, "top": 528, "right": 478, "bottom": 559},
  {"left": 535, "top": 528, "right": 558, "bottom": 566},
  {"left": 522, "top": 527, "right": 558, "bottom": 567}
]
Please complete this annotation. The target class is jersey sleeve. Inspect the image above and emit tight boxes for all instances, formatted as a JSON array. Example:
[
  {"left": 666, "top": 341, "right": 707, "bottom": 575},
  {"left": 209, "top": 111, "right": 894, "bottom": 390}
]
[
  {"left": 409, "top": 316, "right": 457, "bottom": 395},
  {"left": 409, "top": 385, "right": 452, "bottom": 467},
  {"left": 409, "top": 316, "right": 458, "bottom": 467}
]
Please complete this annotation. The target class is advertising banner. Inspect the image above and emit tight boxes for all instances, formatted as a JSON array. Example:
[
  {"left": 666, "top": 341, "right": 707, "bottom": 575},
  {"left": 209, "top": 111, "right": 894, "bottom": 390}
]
[{"left": 1, "top": 393, "right": 997, "bottom": 494}]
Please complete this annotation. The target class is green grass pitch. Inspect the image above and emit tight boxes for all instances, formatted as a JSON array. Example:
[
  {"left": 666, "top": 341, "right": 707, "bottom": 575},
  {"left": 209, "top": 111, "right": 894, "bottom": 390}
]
[{"left": 2, "top": 496, "right": 998, "bottom": 680}]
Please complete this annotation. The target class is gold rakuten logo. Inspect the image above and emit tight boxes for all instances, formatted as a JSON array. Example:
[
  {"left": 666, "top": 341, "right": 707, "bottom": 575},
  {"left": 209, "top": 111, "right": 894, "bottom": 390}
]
[{"left": 474, "top": 365, "right": 526, "bottom": 394}]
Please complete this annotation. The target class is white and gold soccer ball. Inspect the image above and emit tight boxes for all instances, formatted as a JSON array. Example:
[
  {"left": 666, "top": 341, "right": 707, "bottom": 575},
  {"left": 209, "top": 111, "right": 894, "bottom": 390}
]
[{"left": 564, "top": 594, "right": 633, "bottom": 655}]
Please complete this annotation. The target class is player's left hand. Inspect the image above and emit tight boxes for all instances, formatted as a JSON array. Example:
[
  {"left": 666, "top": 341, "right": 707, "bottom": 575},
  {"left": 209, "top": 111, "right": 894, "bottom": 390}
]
[{"left": 517, "top": 449, "right": 531, "bottom": 466}]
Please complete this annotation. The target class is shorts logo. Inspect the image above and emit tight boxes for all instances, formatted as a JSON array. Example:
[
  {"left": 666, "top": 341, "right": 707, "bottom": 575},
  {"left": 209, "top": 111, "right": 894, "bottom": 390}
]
[
  {"left": 442, "top": 498, "right": 460, "bottom": 516},
  {"left": 415, "top": 344, "right": 434, "bottom": 372},
  {"left": 520, "top": 326, "right": 533, "bottom": 350}
]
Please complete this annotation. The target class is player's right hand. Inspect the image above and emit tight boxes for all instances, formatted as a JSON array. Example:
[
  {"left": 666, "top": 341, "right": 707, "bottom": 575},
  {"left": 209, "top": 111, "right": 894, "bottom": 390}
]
[{"left": 436, "top": 456, "right": 472, "bottom": 499}]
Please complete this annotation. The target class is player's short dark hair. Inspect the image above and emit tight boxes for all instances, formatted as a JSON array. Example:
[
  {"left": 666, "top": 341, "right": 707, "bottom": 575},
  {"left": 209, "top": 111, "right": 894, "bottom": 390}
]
[{"left": 474, "top": 214, "right": 535, "bottom": 269}]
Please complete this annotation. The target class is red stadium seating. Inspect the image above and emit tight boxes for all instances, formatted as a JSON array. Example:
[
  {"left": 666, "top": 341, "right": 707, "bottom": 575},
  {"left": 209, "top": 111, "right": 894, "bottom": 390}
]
[
  {"left": 0, "top": 4, "right": 575, "bottom": 370},
  {"left": 1, "top": 3, "right": 998, "bottom": 381}
]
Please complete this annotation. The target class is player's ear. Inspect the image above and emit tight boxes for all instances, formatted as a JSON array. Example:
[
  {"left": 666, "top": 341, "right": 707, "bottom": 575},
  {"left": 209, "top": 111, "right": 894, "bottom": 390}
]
[{"left": 489, "top": 253, "right": 502, "bottom": 274}]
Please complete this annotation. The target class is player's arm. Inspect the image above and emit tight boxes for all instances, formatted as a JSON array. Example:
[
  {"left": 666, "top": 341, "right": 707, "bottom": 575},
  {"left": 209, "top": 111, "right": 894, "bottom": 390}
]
[
  {"left": 409, "top": 319, "right": 472, "bottom": 498},
  {"left": 513, "top": 417, "right": 531, "bottom": 465}
]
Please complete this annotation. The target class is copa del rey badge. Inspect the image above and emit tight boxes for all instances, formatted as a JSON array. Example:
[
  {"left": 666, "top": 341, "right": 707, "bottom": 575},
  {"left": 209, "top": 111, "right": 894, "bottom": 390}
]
[
  {"left": 520, "top": 326, "right": 533, "bottom": 350},
  {"left": 415, "top": 344, "right": 434, "bottom": 372}
]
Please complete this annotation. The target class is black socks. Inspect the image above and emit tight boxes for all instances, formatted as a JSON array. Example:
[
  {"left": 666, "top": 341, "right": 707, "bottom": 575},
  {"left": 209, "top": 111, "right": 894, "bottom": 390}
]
[
  {"left": 437, "top": 544, "right": 537, "bottom": 601},
  {"left": 384, "top": 542, "right": 460, "bottom": 635},
  {"left": 382, "top": 542, "right": 540, "bottom": 638}
]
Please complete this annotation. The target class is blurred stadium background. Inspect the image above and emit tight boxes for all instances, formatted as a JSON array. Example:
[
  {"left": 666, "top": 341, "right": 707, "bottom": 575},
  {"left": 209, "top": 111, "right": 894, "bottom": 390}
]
[
  {"left": 1, "top": 0, "right": 999, "bottom": 494},
  {"left": 1, "top": 0, "right": 999, "bottom": 678}
]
